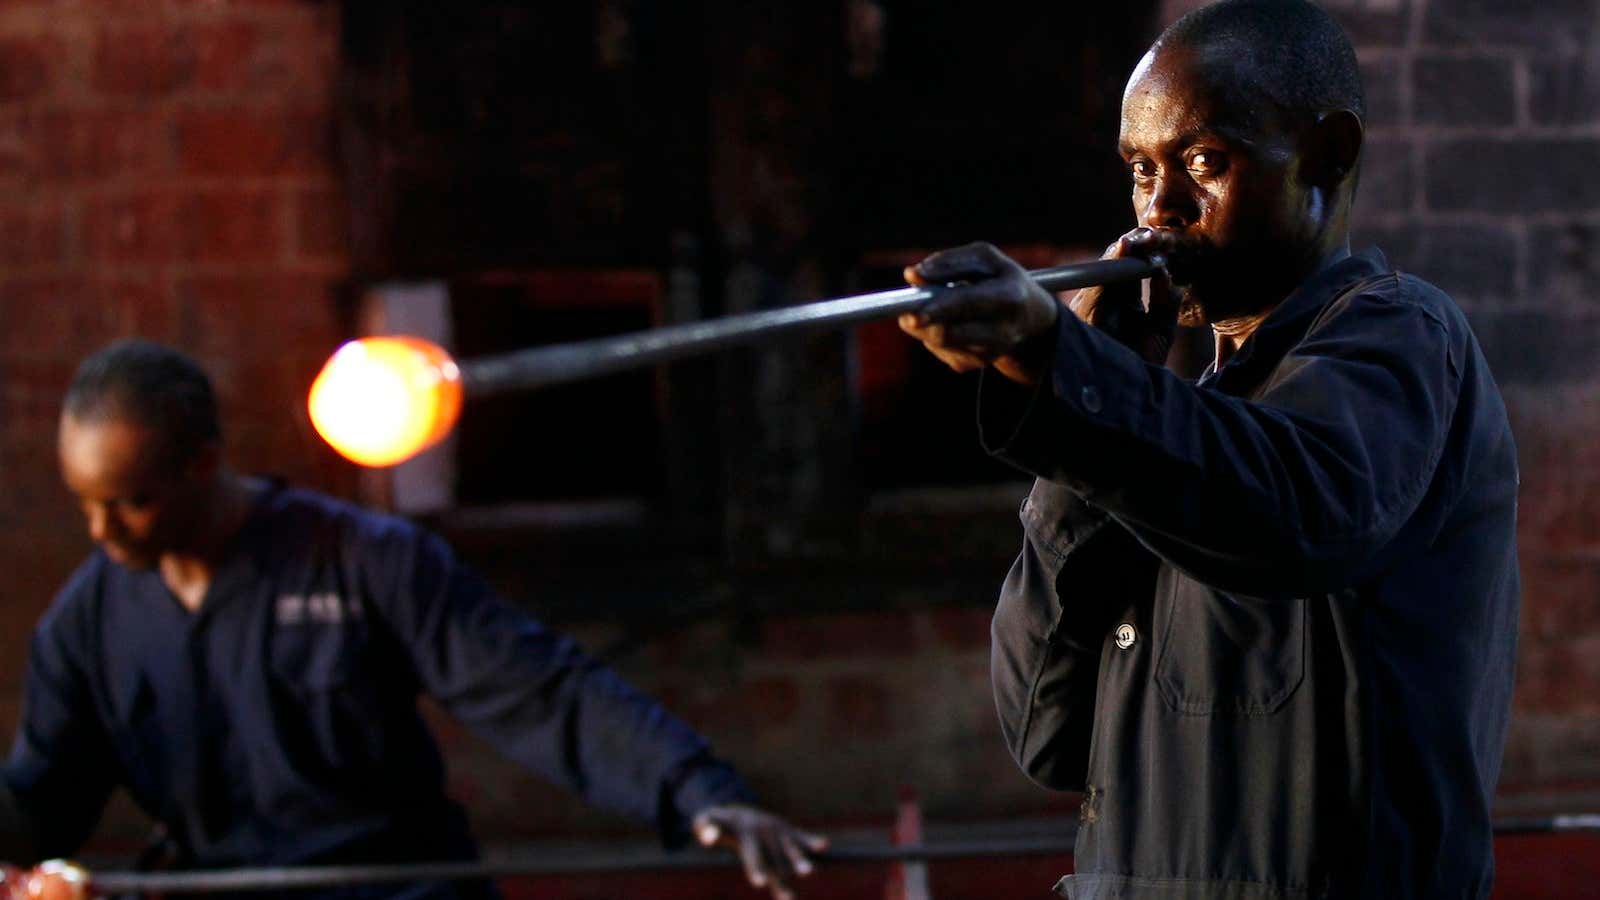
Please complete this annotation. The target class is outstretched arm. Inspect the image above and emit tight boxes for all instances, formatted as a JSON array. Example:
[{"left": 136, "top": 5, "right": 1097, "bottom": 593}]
[
  {"left": 355, "top": 521, "right": 824, "bottom": 897},
  {"left": 903, "top": 241, "right": 1461, "bottom": 598}
]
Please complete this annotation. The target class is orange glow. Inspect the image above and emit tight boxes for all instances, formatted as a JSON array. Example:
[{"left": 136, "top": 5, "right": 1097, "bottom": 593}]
[
  {"left": 21, "top": 861, "right": 88, "bottom": 900},
  {"left": 308, "top": 337, "right": 463, "bottom": 468}
]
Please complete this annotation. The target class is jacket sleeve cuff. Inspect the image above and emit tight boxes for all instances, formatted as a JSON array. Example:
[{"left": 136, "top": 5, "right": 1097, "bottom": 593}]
[
  {"left": 660, "top": 756, "right": 755, "bottom": 849},
  {"left": 976, "top": 357, "right": 1048, "bottom": 457},
  {"left": 977, "top": 310, "right": 1161, "bottom": 491}
]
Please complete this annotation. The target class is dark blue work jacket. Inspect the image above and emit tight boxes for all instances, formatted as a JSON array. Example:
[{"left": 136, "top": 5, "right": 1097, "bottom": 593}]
[
  {"left": 984, "top": 250, "right": 1519, "bottom": 899},
  {"left": 4, "top": 485, "right": 747, "bottom": 894}
]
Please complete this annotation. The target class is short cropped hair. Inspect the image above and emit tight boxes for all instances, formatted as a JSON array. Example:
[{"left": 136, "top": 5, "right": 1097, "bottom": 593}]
[
  {"left": 1161, "top": 0, "right": 1365, "bottom": 124},
  {"left": 63, "top": 339, "right": 223, "bottom": 471}
]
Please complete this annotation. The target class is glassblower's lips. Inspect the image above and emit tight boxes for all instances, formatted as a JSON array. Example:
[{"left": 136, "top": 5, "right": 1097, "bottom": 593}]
[
  {"left": 1157, "top": 243, "right": 1207, "bottom": 287},
  {"left": 1131, "top": 229, "right": 1199, "bottom": 285}
]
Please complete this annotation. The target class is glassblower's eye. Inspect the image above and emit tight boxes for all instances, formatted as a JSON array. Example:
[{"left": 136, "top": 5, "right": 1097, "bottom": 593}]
[{"left": 1189, "top": 150, "right": 1223, "bottom": 174}]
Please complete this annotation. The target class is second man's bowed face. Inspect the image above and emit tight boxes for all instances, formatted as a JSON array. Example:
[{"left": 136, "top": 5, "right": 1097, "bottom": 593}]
[
  {"left": 1118, "top": 43, "right": 1319, "bottom": 325},
  {"left": 58, "top": 415, "right": 213, "bottom": 571}
]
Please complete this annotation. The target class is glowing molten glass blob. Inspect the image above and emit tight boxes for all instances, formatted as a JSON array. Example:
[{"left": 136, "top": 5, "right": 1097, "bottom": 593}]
[
  {"left": 0, "top": 861, "right": 89, "bottom": 900},
  {"left": 29, "top": 862, "right": 88, "bottom": 900},
  {"left": 308, "top": 337, "right": 463, "bottom": 467}
]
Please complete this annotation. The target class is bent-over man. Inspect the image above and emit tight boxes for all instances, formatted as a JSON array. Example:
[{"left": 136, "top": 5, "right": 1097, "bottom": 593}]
[{"left": 0, "top": 339, "right": 825, "bottom": 900}]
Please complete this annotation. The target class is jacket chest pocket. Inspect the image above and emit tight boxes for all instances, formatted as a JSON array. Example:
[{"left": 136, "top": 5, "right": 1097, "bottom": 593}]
[
  {"left": 268, "top": 625, "right": 389, "bottom": 770},
  {"left": 1153, "top": 571, "right": 1306, "bottom": 716},
  {"left": 270, "top": 625, "right": 365, "bottom": 688}
]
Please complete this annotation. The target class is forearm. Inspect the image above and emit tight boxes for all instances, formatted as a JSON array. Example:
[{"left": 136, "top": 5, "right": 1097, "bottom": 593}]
[
  {"left": 556, "top": 657, "right": 746, "bottom": 826},
  {"left": 387, "top": 554, "right": 745, "bottom": 842},
  {"left": 980, "top": 300, "right": 1458, "bottom": 596},
  {"left": 433, "top": 618, "right": 729, "bottom": 823}
]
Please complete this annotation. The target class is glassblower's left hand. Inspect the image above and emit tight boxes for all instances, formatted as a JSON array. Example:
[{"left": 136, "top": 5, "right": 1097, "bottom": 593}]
[{"left": 897, "top": 241, "right": 1066, "bottom": 386}]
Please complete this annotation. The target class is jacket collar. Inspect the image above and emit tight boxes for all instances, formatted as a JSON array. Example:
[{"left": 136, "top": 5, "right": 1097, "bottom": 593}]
[{"left": 1200, "top": 247, "right": 1391, "bottom": 394}]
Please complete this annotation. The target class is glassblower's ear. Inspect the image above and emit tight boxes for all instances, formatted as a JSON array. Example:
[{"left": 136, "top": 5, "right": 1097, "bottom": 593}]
[{"left": 1302, "top": 108, "right": 1364, "bottom": 190}]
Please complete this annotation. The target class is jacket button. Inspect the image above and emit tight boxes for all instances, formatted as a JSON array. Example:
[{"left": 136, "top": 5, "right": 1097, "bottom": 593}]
[
  {"left": 1081, "top": 385, "right": 1103, "bottom": 414},
  {"left": 1115, "top": 622, "right": 1136, "bottom": 649}
]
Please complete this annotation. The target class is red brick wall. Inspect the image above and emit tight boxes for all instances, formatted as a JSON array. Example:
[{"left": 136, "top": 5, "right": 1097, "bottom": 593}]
[
  {"left": 0, "top": 0, "right": 353, "bottom": 840},
  {"left": 1320, "top": 0, "right": 1600, "bottom": 799}
]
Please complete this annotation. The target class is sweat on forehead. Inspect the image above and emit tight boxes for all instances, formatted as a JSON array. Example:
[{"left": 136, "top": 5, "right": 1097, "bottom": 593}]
[{"left": 1123, "top": 42, "right": 1285, "bottom": 141}]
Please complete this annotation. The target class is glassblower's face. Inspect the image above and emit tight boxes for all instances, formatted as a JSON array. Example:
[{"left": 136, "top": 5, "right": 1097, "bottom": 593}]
[{"left": 1118, "top": 45, "right": 1311, "bottom": 324}]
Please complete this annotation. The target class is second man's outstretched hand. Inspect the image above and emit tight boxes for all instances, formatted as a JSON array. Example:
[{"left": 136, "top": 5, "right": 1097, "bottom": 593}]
[{"left": 693, "top": 803, "right": 828, "bottom": 900}]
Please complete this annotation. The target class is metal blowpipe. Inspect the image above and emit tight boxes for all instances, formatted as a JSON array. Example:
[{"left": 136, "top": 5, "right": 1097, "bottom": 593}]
[
  {"left": 307, "top": 255, "right": 1158, "bottom": 466},
  {"left": 463, "top": 255, "right": 1157, "bottom": 396}
]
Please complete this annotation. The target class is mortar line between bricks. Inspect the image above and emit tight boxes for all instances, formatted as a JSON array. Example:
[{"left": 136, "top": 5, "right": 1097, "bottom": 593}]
[
  {"left": 1351, "top": 46, "right": 1410, "bottom": 63},
  {"left": 0, "top": 95, "right": 338, "bottom": 113},
  {"left": 0, "top": 7, "right": 338, "bottom": 32},
  {"left": 0, "top": 184, "right": 346, "bottom": 209},
  {"left": 278, "top": 185, "right": 300, "bottom": 269},
  {"left": 1405, "top": 0, "right": 1428, "bottom": 53},
  {"left": 1501, "top": 381, "right": 1600, "bottom": 407},
  {"left": 1408, "top": 138, "right": 1425, "bottom": 217},
  {"left": 1519, "top": 548, "right": 1600, "bottom": 563},
  {"left": 1511, "top": 219, "right": 1529, "bottom": 299},
  {"left": 21, "top": 177, "right": 350, "bottom": 195},
  {"left": 0, "top": 261, "right": 351, "bottom": 280},
  {"left": 1413, "top": 40, "right": 1590, "bottom": 57},
  {"left": 1359, "top": 211, "right": 1600, "bottom": 227},
  {"left": 1513, "top": 56, "right": 1533, "bottom": 130},
  {"left": 1395, "top": 49, "right": 1414, "bottom": 130},
  {"left": 738, "top": 653, "right": 990, "bottom": 680},
  {"left": 1397, "top": 45, "right": 1563, "bottom": 62},
  {"left": 1369, "top": 125, "right": 1600, "bottom": 140}
]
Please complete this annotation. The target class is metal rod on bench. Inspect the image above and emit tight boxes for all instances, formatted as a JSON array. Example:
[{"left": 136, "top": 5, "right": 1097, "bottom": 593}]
[
  {"left": 84, "top": 813, "right": 1600, "bottom": 895},
  {"left": 88, "top": 838, "right": 1079, "bottom": 894}
]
